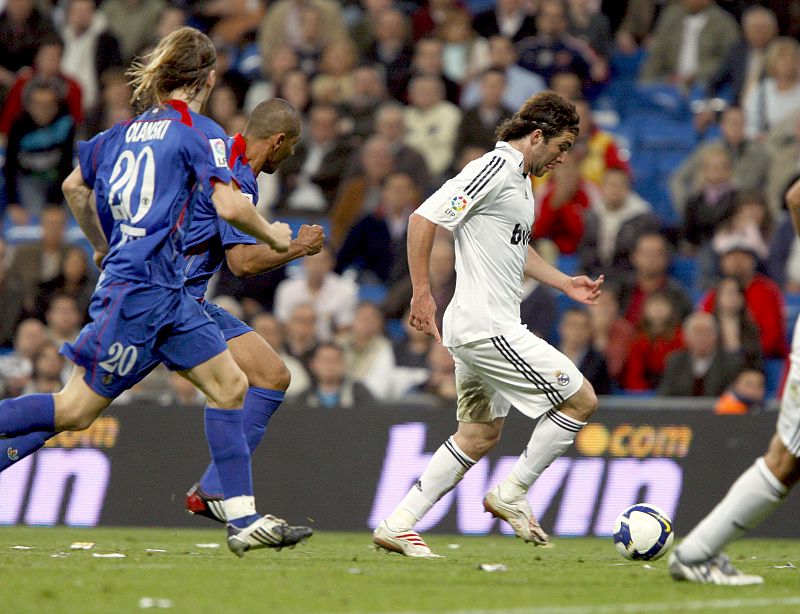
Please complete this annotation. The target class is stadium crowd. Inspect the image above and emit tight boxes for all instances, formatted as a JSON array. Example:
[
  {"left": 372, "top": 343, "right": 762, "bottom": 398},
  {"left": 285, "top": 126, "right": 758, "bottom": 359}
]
[{"left": 0, "top": 0, "right": 798, "bottom": 412}]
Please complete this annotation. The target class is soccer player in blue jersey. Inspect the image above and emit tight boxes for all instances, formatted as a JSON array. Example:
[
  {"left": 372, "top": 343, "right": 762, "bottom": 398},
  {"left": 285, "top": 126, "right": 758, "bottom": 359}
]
[
  {"left": 174, "top": 97, "right": 325, "bottom": 522},
  {"left": 0, "top": 27, "right": 311, "bottom": 556}
]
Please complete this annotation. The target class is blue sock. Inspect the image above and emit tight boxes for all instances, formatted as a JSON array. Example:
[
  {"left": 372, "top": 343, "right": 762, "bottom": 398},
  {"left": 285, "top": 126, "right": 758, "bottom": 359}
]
[
  {"left": 204, "top": 406, "right": 257, "bottom": 528},
  {"left": 199, "top": 387, "right": 285, "bottom": 496},
  {"left": 0, "top": 431, "right": 54, "bottom": 471},
  {"left": 0, "top": 394, "right": 55, "bottom": 438}
]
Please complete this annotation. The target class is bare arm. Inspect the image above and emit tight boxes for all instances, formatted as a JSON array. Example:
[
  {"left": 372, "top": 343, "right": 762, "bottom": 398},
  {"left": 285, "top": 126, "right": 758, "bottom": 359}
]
[
  {"left": 786, "top": 177, "right": 800, "bottom": 236},
  {"left": 62, "top": 166, "right": 109, "bottom": 255},
  {"left": 211, "top": 181, "right": 292, "bottom": 251},
  {"left": 407, "top": 212, "right": 441, "bottom": 342},
  {"left": 525, "top": 244, "right": 604, "bottom": 305},
  {"left": 226, "top": 224, "right": 324, "bottom": 277}
]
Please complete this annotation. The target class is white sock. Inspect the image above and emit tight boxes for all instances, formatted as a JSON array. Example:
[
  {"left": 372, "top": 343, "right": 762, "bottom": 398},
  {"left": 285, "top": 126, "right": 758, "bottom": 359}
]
[
  {"left": 677, "top": 457, "right": 788, "bottom": 563},
  {"left": 223, "top": 495, "right": 256, "bottom": 522},
  {"left": 498, "top": 409, "right": 585, "bottom": 501},
  {"left": 385, "top": 437, "right": 476, "bottom": 531}
]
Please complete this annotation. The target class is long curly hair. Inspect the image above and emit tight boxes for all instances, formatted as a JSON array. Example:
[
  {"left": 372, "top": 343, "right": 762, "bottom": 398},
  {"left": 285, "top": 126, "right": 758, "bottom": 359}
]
[{"left": 496, "top": 90, "right": 580, "bottom": 142}]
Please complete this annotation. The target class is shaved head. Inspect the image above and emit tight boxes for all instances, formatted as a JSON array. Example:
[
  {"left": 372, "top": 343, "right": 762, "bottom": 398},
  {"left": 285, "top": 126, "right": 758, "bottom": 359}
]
[{"left": 244, "top": 97, "right": 301, "bottom": 140}]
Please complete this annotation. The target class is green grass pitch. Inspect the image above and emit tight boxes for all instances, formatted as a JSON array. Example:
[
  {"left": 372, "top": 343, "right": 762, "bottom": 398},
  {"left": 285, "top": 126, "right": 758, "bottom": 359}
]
[{"left": 1, "top": 527, "right": 799, "bottom": 613}]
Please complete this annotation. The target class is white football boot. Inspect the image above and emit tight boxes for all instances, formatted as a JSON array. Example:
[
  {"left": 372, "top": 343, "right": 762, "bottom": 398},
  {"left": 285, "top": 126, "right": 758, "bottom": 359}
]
[
  {"left": 669, "top": 551, "right": 764, "bottom": 585},
  {"left": 372, "top": 521, "right": 443, "bottom": 558},
  {"left": 227, "top": 515, "right": 312, "bottom": 558},
  {"left": 483, "top": 486, "right": 549, "bottom": 546}
]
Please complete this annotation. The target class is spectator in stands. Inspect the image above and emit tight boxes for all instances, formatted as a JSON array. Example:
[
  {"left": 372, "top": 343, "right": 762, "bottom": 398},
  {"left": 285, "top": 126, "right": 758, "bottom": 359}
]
[
  {"left": 3, "top": 80, "right": 75, "bottom": 223},
  {"left": 344, "top": 102, "right": 431, "bottom": 192},
  {"left": 31, "top": 245, "right": 95, "bottom": 322},
  {"left": 9, "top": 206, "right": 68, "bottom": 312},
  {"left": 411, "top": 0, "right": 458, "bottom": 41},
  {"left": 571, "top": 98, "right": 630, "bottom": 186},
  {"left": 611, "top": 0, "right": 657, "bottom": 51},
  {"left": 578, "top": 167, "right": 659, "bottom": 277},
  {"left": 473, "top": 0, "right": 534, "bottom": 44},
  {"left": 659, "top": 311, "right": 745, "bottom": 397},
  {"left": 766, "top": 110, "right": 800, "bottom": 215},
  {"left": 558, "top": 307, "right": 612, "bottom": 395},
  {"left": 338, "top": 301, "right": 396, "bottom": 399},
  {"left": 711, "top": 276, "right": 763, "bottom": 370},
  {"left": 23, "top": 341, "right": 65, "bottom": 394},
  {"left": 670, "top": 106, "right": 769, "bottom": 216},
  {"left": 639, "top": 0, "right": 740, "bottom": 90},
  {"left": 437, "top": 8, "right": 489, "bottom": 85},
  {"left": 258, "top": 0, "right": 346, "bottom": 69},
  {"left": 0, "top": 38, "right": 83, "bottom": 140},
  {"left": 60, "top": 0, "right": 123, "bottom": 113},
  {"left": 680, "top": 144, "right": 738, "bottom": 252},
  {"left": 622, "top": 290, "right": 684, "bottom": 391},
  {"left": 714, "top": 368, "right": 766, "bottom": 414},
  {"left": 0, "top": 318, "right": 46, "bottom": 398},
  {"left": 415, "top": 342, "right": 457, "bottom": 403},
  {"left": 44, "top": 293, "right": 81, "bottom": 346},
  {"left": 207, "top": 83, "right": 241, "bottom": 136},
  {"left": 274, "top": 246, "right": 359, "bottom": 342},
  {"left": 699, "top": 240, "right": 787, "bottom": 359},
  {"left": 454, "top": 68, "right": 513, "bottom": 160},
  {"left": 703, "top": 6, "right": 778, "bottom": 112},
  {"left": 743, "top": 37, "right": 800, "bottom": 139},
  {"left": 533, "top": 147, "right": 594, "bottom": 255},
  {"left": 350, "top": 0, "right": 393, "bottom": 55},
  {"left": 393, "top": 310, "right": 433, "bottom": 369},
  {"left": 516, "top": 0, "right": 603, "bottom": 87},
  {"left": 310, "top": 38, "right": 359, "bottom": 105},
  {"left": 244, "top": 44, "right": 299, "bottom": 114},
  {"left": 298, "top": 342, "right": 375, "bottom": 409},
  {"left": 331, "top": 135, "right": 395, "bottom": 246},
  {"left": 282, "top": 303, "right": 320, "bottom": 367},
  {"left": 250, "top": 311, "right": 310, "bottom": 399},
  {"left": 520, "top": 272, "right": 558, "bottom": 342},
  {"left": 404, "top": 75, "right": 461, "bottom": 178},
  {"left": 81, "top": 67, "right": 134, "bottom": 138},
  {"left": 383, "top": 237, "right": 455, "bottom": 332},
  {"left": 401, "top": 36, "right": 460, "bottom": 105},
  {"left": 589, "top": 284, "right": 637, "bottom": 387},
  {"left": 278, "top": 69, "right": 311, "bottom": 116},
  {"left": 450, "top": 144, "right": 489, "bottom": 177},
  {"left": 0, "top": 0, "right": 58, "bottom": 96},
  {"left": 336, "top": 172, "right": 418, "bottom": 284},
  {"left": 617, "top": 233, "right": 693, "bottom": 327},
  {"left": 338, "top": 65, "right": 389, "bottom": 144},
  {"left": 365, "top": 8, "right": 414, "bottom": 101},
  {"left": 566, "top": 0, "right": 613, "bottom": 60},
  {"left": 0, "top": 238, "right": 25, "bottom": 348},
  {"left": 278, "top": 103, "right": 351, "bottom": 211},
  {"left": 100, "top": 0, "right": 166, "bottom": 61},
  {"left": 461, "top": 35, "right": 546, "bottom": 111},
  {"left": 550, "top": 71, "right": 584, "bottom": 102}
]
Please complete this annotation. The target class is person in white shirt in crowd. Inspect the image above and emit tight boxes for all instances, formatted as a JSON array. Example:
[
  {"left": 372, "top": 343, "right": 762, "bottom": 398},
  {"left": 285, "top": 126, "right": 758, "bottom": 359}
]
[
  {"left": 274, "top": 246, "right": 359, "bottom": 342},
  {"left": 338, "top": 301, "right": 396, "bottom": 399}
]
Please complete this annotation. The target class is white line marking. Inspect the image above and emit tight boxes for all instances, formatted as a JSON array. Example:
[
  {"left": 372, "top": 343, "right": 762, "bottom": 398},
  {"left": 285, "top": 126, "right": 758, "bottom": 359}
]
[{"left": 382, "top": 597, "right": 800, "bottom": 614}]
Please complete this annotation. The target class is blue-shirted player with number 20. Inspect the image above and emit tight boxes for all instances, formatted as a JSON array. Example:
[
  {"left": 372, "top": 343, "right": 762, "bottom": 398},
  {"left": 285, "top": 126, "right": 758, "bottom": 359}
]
[{"left": 0, "top": 27, "right": 312, "bottom": 556}]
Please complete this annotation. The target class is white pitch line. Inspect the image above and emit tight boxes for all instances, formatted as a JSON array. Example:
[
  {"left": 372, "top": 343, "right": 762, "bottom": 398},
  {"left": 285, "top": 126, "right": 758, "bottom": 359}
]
[{"left": 380, "top": 596, "right": 800, "bottom": 614}]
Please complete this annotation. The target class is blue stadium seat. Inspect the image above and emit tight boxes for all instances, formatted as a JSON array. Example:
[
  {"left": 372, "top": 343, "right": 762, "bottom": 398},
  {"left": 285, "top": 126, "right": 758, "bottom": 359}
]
[
  {"left": 670, "top": 255, "right": 698, "bottom": 291},
  {"left": 764, "top": 358, "right": 786, "bottom": 399},
  {"left": 359, "top": 283, "right": 388, "bottom": 304},
  {"left": 557, "top": 253, "right": 579, "bottom": 276},
  {"left": 386, "top": 318, "right": 406, "bottom": 342}
]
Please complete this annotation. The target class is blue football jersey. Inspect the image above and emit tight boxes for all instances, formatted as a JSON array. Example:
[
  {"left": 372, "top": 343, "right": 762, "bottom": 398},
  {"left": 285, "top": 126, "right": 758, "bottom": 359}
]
[
  {"left": 77, "top": 100, "right": 233, "bottom": 288},
  {"left": 183, "top": 132, "right": 259, "bottom": 298}
]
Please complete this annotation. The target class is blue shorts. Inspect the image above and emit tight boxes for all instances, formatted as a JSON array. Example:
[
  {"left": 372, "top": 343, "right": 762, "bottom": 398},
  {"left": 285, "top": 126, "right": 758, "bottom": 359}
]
[
  {"left": 202, "top": 300, "right": 253, "bottom": 341},
  {"left": 62, "top": 278, "right": 228, "bottom": 398}
]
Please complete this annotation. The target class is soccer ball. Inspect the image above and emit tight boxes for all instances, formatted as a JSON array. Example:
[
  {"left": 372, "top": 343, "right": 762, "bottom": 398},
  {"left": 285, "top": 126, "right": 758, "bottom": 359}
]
[{"left": 613, "top": 503, "right": 674, "bottom": 561}]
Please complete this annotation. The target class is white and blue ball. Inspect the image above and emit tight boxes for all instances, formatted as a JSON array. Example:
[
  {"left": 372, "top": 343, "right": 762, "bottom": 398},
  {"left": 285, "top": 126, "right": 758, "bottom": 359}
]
[{"left": 613, "top": 503, "right": 674, "bottom": 561}]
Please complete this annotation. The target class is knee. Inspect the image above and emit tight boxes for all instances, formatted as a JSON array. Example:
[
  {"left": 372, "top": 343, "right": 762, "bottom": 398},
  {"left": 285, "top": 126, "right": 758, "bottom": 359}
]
[
  {"left": 763, "top": 436, "right": 800, "bottom": 487},
  {"left": 54, "top": 403, "right": 99, "bottom": 432},
  {"left": 248, "top": 361, "right": 291, "bottom": 392},
  {"left": 208, "top": 369, "right": 248, "bottom": 408},
  {"left": 455, "top": 428, "right": 501, "bottom": 459},
  {"left": 562, "top": 382, "right": 598, "bottom": 423}
]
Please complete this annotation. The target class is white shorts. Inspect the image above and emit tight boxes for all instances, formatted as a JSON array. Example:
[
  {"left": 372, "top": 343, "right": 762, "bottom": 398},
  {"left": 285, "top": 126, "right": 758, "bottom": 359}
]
[
  {"left": 448, "top": 325, "right": 584, "bottom": 423},
  {"left": 777, "top": 361, "right": 800, "bottom": 457}
]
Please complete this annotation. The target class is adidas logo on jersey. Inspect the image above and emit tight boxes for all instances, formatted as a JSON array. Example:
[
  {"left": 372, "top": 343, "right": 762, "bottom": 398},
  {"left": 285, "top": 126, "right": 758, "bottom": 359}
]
[{"left": 510, "top": 223, "right": 531, "bottom": 245}]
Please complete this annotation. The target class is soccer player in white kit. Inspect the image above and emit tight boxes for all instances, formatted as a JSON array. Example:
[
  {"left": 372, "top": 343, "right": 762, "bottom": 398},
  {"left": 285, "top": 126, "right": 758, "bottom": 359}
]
[
  {"left": 373, "top": 91, "right": 604, "bottom": 557},
  {"left": 668, "top": 177, "right": 800, "bottom": 585}
]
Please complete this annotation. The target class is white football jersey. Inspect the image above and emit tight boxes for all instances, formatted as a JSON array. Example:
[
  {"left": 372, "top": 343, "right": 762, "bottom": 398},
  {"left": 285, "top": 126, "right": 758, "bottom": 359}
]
[{"left": 415, "top": 141, "right": 534, "bottom": 347}]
